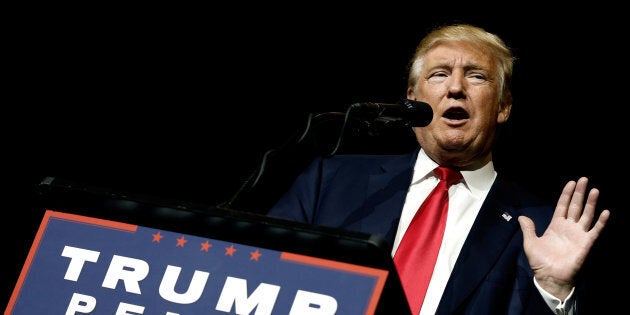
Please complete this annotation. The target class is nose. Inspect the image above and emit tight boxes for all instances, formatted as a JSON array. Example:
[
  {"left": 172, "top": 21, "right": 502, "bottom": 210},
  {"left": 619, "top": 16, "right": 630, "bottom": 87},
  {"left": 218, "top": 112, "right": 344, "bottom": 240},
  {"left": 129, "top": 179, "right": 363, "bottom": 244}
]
[{"left": 447, "top": 72, "right": 465, "bottom": 99}]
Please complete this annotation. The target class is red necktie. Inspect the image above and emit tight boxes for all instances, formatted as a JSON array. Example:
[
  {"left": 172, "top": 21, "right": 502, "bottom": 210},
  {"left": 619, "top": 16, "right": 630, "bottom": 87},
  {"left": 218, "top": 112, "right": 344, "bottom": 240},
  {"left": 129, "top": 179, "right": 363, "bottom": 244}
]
[{"left": 394, "top": 166, "right": 462, "bottom": 314}]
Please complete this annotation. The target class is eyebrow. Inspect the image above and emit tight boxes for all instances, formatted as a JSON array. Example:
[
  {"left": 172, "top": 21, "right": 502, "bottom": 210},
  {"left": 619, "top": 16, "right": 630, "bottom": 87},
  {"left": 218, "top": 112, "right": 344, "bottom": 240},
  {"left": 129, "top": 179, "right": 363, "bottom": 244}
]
[{"left": 426, "top": 61, "right": 489, "bottom": 74}]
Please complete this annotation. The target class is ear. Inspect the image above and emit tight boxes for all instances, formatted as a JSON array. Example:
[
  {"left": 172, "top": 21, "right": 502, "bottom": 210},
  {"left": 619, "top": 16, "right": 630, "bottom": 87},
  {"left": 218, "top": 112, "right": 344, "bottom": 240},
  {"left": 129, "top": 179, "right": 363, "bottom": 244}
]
[{"left": 497, "top": 94, "right": 512, "bottom": 124}]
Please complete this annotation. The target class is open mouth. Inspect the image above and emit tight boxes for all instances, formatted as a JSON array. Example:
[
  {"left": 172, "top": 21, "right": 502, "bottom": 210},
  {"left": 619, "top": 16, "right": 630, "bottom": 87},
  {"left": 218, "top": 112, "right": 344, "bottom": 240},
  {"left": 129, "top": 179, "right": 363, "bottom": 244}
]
[{"left": 443, "top": 107, "right": 469, "bottom": 120}]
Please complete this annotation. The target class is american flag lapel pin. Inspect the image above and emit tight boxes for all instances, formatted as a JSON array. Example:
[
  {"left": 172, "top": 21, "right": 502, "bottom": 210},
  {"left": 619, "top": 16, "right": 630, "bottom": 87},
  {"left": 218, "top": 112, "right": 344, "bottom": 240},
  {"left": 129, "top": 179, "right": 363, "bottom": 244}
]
[{"left": 501, "top": 211, "right": 512, "bottom": 222}]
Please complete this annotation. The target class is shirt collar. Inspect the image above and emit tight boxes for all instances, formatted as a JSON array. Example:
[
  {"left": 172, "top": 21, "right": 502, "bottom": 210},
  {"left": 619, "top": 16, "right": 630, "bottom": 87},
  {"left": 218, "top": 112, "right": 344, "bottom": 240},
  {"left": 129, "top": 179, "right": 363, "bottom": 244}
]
[{"left": 413, "top": 148, "right": 497, "bottom": 196}]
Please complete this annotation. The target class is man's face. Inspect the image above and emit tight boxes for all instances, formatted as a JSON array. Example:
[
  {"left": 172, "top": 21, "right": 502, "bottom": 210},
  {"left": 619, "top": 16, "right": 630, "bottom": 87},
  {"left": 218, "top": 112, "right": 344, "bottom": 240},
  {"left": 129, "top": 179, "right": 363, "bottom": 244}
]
[{"left": 408, "top": 41, "right": 511, "bottom": 168}]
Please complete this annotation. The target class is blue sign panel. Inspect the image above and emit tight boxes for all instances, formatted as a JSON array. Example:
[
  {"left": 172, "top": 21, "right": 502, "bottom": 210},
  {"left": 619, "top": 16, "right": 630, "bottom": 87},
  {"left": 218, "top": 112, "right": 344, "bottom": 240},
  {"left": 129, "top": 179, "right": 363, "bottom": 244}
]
[{"left": 7, "top": 210, "right": 388, "bottom": 315}]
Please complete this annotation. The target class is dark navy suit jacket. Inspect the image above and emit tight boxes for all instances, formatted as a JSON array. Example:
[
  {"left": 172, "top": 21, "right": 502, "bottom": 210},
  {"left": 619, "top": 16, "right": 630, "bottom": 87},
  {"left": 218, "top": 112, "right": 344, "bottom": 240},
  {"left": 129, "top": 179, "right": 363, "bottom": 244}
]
[{"left": 268, "top": 149, "right": 566, "bottom": 315}]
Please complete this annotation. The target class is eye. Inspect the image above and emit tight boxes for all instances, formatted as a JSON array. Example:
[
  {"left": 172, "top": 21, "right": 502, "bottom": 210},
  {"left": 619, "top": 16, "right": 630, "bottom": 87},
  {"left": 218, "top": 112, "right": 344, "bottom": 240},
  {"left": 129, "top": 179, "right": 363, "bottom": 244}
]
[
  {"left": 433, "top": 72, "right": 448, "bottom": 78},
  {"left": 427, "top": 72, "right": 448, "bottom": 83},
  {"left": 467, "top": 73, "right": 487, "bottom": 84}
]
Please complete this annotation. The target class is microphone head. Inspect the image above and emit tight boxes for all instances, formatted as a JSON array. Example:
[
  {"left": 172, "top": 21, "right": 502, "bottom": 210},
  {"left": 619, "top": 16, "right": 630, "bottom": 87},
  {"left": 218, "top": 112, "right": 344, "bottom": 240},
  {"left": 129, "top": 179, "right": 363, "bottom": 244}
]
[
  {"left": 348, "top": 98, "right": 433, "bottom": 128},
  {"left": 399, "top": 98, "right": 433, "bottom": 127}
]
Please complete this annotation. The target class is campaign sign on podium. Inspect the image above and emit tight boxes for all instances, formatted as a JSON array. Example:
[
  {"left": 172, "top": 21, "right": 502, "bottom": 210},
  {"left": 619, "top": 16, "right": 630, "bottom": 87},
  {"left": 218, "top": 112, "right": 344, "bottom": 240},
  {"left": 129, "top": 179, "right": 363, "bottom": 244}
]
[{"left": 6, "top": 210, "right": 388, "bottom": 315}]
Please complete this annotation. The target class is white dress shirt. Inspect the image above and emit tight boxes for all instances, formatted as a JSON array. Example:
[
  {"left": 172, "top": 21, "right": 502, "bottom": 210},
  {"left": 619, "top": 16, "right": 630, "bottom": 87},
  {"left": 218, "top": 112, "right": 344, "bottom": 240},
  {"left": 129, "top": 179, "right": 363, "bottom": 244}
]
[{"left": 391, "top": 149, "right": 574, "bottom": 315}]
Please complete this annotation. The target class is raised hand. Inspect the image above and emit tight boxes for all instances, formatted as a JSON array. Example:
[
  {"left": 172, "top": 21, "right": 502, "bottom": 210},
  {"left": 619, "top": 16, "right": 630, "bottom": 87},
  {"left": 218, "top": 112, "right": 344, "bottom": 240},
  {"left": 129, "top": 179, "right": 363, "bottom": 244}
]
[{"left": 517, "top": 177, "right": 610, "bottom": 299}]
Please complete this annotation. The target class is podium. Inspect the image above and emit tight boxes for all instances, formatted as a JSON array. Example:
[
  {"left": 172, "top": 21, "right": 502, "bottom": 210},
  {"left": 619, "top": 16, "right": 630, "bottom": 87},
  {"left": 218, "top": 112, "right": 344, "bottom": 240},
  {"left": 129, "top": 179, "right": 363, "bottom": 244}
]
[{"left": 5, "top": 177, "right": 410, "bottom": 315}]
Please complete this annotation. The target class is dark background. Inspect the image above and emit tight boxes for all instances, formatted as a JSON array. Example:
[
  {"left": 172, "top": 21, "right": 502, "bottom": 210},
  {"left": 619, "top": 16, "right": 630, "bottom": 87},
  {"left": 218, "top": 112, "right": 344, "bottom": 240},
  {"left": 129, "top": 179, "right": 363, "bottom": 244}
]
[{"left": 5, "top": 4, "right": 625, "bottom": 312}]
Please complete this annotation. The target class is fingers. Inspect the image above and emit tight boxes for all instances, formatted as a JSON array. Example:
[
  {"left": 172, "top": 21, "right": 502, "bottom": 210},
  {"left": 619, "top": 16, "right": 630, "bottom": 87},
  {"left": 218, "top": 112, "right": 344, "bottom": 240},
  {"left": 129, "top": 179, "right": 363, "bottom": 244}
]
[
  {"left": 589, "top": 209, "right": 611, "bottom": 237},
  {"left": 553, "top": 179, "right": 578, "bottom": 219},
  {"left": 566, "top": 177, "right": 588, "bottom": 222},
  {"left": 577, "top": 187, "right": 598, "bottom": 229},
  {"left": 554, "top": 177, "right": 609, "bottom": 232}
]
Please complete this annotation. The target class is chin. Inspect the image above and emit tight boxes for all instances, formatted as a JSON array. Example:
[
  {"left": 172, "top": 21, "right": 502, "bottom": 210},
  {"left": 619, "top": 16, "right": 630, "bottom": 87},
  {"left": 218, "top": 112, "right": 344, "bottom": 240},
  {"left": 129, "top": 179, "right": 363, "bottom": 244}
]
[{"left": 440, "top": 135, "right": 468, "bottom": 149}]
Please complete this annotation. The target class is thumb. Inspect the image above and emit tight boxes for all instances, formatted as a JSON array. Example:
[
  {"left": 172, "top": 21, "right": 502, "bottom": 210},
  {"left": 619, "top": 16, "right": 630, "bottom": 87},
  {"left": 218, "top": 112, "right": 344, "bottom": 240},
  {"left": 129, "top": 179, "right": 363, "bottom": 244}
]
[{"left": 518, "top": 215, "right": 537, "bottom": 241}]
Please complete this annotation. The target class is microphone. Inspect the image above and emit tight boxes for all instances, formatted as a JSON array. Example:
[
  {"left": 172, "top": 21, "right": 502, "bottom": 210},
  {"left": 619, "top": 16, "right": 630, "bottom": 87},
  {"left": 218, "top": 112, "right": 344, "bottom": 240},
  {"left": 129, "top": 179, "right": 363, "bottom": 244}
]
[{"left": 349, "top": 98, "right": 433, "bottom": 127}]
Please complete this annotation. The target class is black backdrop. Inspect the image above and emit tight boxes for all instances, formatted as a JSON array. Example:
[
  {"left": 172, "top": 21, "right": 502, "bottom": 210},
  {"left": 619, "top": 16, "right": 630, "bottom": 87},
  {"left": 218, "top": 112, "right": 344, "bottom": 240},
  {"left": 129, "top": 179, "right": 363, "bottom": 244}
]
[{"left": 5, "top": 4, "right": 625, "bottom": 312}]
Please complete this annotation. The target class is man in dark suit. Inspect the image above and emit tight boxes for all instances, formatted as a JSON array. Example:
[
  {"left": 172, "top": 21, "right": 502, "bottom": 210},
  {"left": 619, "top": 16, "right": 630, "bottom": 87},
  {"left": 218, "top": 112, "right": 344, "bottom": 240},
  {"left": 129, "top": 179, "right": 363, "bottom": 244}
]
[{"left": 267, "top": 24, "right": 610, "bottom": 314}]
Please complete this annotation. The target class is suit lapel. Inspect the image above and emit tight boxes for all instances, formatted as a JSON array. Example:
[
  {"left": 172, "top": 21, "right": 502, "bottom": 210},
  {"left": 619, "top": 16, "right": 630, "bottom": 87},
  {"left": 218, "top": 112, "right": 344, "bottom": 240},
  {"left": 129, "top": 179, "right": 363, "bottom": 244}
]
[
  {"left": 364, "top": 150, "right": 419, "bottom": 244},
  {"left": 436, "top": 178, "right": 522, "bottom": 314}
]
